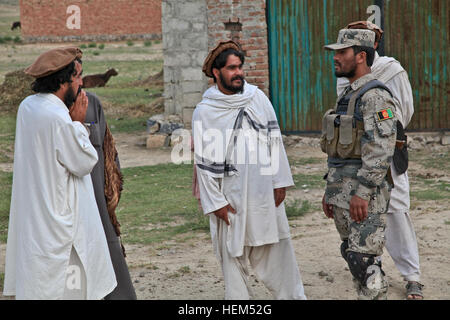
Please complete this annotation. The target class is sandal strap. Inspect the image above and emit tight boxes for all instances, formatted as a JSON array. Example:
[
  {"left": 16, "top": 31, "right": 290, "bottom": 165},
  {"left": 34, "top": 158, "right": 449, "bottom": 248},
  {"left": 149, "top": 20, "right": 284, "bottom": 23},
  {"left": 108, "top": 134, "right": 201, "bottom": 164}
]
[{"left": 406, "top": 281, "right": 424, "bottom": 297}]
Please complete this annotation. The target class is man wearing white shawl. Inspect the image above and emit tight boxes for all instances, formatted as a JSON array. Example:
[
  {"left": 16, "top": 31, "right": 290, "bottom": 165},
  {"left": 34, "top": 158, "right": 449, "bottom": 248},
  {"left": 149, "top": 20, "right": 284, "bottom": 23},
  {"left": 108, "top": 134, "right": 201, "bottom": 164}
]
[
  {"left": 336, "top": 21, "right": 423, "bottom": 300},
  {"left": 193, "top": 41, "right": 306, "bottom": 300},
  {"left": 3, "top": 47, "right": 117, "bottom": 299}
]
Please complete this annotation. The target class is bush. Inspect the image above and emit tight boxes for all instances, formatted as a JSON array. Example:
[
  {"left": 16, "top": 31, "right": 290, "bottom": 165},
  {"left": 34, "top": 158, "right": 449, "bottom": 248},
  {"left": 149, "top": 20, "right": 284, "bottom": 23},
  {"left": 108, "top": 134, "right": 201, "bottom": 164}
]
[
  {"left": 88, "top": 42, "right": 97, "bottom": 48},
  {"left": 98, "top": 43, "right": 105, "bottom": 50},
  {"left": 93, "top": 51, "right": 100, "bottom": 56},
  {"left": 144, "top": 40, "right": 152, "bottom": 47},
  {"left": 127, "top": 40, "right": 134, "bottom": 46},
  {"left": 80, "top": 44, "right": 87, "bottom": 49},
  {"left": 13, "top": 36, "right": 21, "bottom": 43}
]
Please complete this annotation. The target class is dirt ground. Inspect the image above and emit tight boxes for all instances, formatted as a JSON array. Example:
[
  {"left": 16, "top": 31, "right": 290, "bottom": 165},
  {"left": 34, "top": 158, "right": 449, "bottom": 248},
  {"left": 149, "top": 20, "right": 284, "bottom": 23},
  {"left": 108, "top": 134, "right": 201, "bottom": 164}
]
[{"left": 1, "top": 133, "right": 449, "bottom": 300}]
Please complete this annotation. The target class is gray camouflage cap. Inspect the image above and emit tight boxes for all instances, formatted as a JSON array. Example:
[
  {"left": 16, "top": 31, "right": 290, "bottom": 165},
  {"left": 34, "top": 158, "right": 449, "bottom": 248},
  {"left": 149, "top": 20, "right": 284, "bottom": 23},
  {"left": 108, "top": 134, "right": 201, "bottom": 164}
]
[{"left": 324, "top": 28, "right": 375, "bottom": 50}]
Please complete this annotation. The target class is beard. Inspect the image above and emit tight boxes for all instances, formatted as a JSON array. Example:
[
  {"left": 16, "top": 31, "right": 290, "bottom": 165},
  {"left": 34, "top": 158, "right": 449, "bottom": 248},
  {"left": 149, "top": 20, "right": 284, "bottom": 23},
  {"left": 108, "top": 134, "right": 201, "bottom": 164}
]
[
  {"left": 219, "top": 72, "right": 245, "bottom": 94},
  {"left": 64, "top": 86, "right": 80, "bottom": 109},
  {"left": 334, "top": 61, "right": 357, "bottom": 78}
]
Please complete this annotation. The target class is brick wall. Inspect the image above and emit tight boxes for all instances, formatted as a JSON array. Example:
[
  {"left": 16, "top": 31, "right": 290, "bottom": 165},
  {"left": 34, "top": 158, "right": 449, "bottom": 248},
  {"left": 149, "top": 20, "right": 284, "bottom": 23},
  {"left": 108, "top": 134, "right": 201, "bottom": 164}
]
[
  {"left": 20, "top": 0, "right": 161, "bottom": 42},
  {"left": 206, "top": 0, "right": 269, "bottom": 96}
]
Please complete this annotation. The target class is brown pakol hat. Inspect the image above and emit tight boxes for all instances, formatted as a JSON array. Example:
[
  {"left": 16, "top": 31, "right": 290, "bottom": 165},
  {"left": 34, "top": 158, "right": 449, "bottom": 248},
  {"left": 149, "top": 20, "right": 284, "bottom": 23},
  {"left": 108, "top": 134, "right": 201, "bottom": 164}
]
[
  {"left": 346, "top": 20, "right": 383, "bottom": 42},
  {"left": 24, "top": 46, "right": 83, "bottom": 78},
  {"left": 202, "top": 40, "right": 241, "bottom": 78}
]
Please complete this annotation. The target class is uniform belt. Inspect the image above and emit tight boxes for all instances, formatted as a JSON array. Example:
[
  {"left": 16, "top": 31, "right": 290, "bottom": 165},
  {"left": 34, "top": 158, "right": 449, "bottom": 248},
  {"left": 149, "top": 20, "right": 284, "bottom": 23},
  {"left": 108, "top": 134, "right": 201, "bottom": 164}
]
[{"left": 327, "top": 157, "right": 362, "bottom": 168}]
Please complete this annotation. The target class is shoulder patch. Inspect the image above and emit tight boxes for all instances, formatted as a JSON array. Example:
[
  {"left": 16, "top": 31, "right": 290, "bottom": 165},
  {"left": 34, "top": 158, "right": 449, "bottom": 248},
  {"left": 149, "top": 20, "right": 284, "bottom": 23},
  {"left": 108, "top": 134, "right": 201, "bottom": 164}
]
[{"left": 376, "top": 108, "right": 394, "bottom": 121}]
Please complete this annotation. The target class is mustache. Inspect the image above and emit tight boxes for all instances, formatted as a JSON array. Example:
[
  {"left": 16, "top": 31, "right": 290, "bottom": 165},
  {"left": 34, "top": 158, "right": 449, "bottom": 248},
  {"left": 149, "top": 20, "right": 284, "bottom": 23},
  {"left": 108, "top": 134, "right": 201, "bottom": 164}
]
[{"left": 231, "top": 75, "right": 244, "bottom": 82}]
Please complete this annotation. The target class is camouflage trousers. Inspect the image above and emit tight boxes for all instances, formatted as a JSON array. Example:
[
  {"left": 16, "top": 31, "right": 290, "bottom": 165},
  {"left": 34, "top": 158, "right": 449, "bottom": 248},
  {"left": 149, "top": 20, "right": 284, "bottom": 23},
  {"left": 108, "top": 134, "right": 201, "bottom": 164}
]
[{"left": 333, "top": 206, "right": 388, "bottom": 300}]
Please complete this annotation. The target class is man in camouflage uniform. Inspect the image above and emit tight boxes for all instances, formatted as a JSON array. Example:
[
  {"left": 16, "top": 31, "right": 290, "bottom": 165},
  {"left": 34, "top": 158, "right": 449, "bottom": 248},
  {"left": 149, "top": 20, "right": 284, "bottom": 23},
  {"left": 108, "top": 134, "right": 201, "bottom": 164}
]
[
  {"left": 322, "top": 29, "right": 397, "bottom": 299},
  {"left": 337, "top": 21, "right": 423, "bottom": 300}
]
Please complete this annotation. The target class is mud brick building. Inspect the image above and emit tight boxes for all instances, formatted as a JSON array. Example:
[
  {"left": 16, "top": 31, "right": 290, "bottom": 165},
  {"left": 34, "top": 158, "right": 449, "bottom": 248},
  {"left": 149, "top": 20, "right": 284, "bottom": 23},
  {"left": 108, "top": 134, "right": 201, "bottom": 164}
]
[{"left": 19, "top": 0, "right": 161, "bottom": 42}]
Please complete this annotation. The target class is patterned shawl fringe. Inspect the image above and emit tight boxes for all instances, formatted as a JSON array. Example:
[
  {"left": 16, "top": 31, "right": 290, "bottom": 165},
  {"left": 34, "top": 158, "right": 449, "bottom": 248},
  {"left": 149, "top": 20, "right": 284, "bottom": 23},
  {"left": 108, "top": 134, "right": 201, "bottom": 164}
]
[{"left": 103, "top": 124, "right": 126, "bottom": 257}]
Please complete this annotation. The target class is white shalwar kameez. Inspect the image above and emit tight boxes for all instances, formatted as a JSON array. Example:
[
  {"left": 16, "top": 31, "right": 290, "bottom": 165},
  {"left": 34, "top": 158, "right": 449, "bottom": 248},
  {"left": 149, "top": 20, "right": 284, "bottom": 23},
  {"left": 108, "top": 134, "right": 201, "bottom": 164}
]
[
  {"left": 3, "top": 93, "right": 117, "bottom": 299},
  {"left": 337, "top": 52, "right": 421, "bottom": 282},
  {"left": 193, "top": 82, "right": 306, "bottom": 300}
]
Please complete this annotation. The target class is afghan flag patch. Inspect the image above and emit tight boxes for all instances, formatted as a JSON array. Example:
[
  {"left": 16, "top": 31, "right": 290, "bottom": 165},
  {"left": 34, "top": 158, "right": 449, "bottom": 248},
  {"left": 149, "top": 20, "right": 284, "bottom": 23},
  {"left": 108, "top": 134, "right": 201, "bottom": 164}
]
[{"left": 377, "top": 108, "right": 394, "bottom": 121}]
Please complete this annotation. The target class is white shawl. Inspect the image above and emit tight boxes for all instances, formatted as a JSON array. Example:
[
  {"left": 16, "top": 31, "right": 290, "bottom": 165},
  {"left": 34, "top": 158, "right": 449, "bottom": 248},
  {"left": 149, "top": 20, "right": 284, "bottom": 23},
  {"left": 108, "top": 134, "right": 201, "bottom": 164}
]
[{"left": 193, "top": 81, "right": 281, "bottom": 178}]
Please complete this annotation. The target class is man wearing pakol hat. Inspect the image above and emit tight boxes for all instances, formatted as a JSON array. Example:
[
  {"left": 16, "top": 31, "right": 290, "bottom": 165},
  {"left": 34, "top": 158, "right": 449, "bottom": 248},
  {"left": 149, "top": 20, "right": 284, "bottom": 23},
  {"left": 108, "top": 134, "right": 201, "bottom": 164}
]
[
  {"left": 3, "top": 47, "right": 117, "bottom": 299},
  {"left": 193, "top": 40, "right": 306, "bottom": 299},
  {"left": 321, "top": 29, "right": 397, "bottom": 299},
  {"left": 336, "top": 21, "right": 423, "bottom": 300}
]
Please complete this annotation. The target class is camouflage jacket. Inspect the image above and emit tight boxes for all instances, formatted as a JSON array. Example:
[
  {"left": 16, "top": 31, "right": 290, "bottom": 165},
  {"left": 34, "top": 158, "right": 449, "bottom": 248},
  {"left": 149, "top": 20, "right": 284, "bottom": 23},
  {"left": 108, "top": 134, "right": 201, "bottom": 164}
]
[{"left": 325, "top": 73, "right": 397, "bottom": 214}]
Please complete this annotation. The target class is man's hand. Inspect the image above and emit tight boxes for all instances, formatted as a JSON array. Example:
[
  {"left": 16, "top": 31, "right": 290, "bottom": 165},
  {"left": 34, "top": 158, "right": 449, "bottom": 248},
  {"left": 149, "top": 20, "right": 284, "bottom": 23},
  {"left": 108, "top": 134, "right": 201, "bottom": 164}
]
[
  {"left": 213, "top": 204, "right": 236, "bottom": 225},
  {"left": 349, "top": 195, "right": 368, "bottom": 223},
  {"left": 274, "top": 187, "right": 286, "bottom": 207},
  {"left": 69, "top": 90, "right": 88, "bottom": 123},
  {"left": 322, "top": 194, "right": 334, "bottom": 219}
]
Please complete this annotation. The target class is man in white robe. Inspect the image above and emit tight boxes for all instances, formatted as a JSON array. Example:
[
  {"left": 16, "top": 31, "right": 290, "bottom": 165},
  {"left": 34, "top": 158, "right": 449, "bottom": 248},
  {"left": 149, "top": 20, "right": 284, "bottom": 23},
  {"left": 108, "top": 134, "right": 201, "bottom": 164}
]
[
  {"left": 336, "top": 21, "right": 423, "bottom": 299},
  {"left": 193, "top": 40, "right": 306, "bottom": 300},
  {"left": 3, "top": 47, "right": 117, "bottom": 299}
]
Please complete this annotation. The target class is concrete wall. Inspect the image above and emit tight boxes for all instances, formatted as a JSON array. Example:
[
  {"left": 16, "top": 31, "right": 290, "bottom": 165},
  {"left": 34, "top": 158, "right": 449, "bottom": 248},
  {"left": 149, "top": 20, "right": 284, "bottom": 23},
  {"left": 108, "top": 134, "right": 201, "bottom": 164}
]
[{"left": 162, "top": 0, "right": 209, "bottom": 127}]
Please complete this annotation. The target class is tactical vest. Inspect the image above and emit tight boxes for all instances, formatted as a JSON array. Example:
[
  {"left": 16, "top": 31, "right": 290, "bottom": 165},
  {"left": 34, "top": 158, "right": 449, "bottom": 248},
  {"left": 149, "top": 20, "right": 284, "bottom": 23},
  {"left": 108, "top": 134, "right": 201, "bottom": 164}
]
[{"left": 320, "top": 79, "right": 393, "bottom": 164}]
